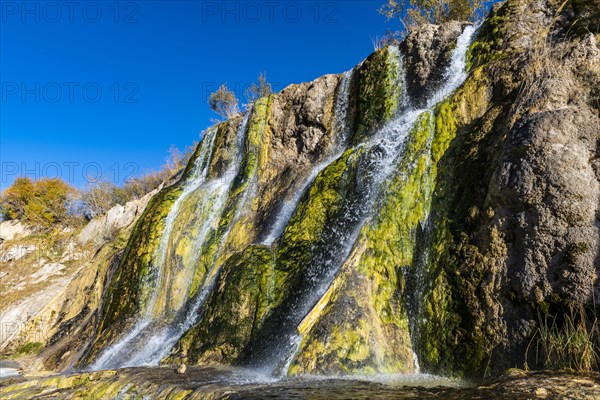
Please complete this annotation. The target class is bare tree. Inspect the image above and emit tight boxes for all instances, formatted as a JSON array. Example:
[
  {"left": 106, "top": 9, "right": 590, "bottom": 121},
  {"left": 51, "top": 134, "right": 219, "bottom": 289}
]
[
  {"left": 80, "top": 180, "right": 119, "bottom": 220},
  {"left": 244, "top": 72, "right": 273, "bottom": 107},
  {"left": 379, "top": 0, "right": 483, "bottom": 37},
  {"left": 208, "top": 84, "right": 240, "bottom": 118}
]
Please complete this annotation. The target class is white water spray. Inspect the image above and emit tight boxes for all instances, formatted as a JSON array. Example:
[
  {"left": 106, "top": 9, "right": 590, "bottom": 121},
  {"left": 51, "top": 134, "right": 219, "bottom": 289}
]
[
  {"left": 92, "top": 113, "right": 252, "bottom": 370},
  {"left": 281, "top": 25, "right": 477, "bottom": 375}
]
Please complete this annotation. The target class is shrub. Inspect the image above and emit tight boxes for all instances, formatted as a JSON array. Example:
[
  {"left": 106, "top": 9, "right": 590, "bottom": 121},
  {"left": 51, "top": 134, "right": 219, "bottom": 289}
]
[
  {"left": 2, "top": 144, "right": 196, "bottom": 226},
  {"left": 1, "top": 177, "right": 33, "bottom": 220},
  {"left": 1, "top": 177, "right": 78, "bottom": 228},
  {"left": 244, "top": 72, "right": 273, "bottom": 106},
  {"left": 208, "top": 84, "right": 240, "bottom": 118},
  {"left": 379, "top": 0, "right": 484, "bottom": 36},
  {"left": 79, "top": 180, "right": 120, "bottom": 220},
  {"left": 78, "top": 143, "right": 195, "bottom": 220}
]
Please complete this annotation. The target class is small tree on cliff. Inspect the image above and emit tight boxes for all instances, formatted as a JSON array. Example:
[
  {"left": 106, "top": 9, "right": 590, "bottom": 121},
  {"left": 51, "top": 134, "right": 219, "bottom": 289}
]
[
  {"left": 244, "top": 72, "right": 273, "bottom": 106},
  {"left": 380, "top": 0, "right": 483, "bottom": 34},
  {"left": 208, "top": 84, "right": 239, "bottom": 118}
]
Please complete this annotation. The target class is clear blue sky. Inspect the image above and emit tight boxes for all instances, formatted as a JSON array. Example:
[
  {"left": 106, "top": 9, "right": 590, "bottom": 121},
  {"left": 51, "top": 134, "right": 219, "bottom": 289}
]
[{"left": 1, "top": 1, "right": 403, "bottom": 188}]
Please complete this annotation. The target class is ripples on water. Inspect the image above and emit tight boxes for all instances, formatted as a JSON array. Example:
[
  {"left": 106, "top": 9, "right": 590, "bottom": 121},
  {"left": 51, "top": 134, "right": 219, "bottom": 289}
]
[{"left": 107, "top": 366, "right": 471, "bottom": 399}]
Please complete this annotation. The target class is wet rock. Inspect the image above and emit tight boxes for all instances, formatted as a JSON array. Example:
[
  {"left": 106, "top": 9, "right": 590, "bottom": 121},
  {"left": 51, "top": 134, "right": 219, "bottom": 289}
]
[{"left": 401, "top": 21, "right": 465, "bottom": 106}]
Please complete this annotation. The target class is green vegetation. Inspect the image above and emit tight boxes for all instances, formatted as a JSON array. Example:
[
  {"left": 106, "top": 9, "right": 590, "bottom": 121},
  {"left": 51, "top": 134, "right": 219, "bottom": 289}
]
[
  {"left": 353, "top": 47, "right": 402, "bottom": 143},
  {"left": 0, "top": 177, "right": 78, "bottom": 228},
  {"left": 527, "top": 306, "right": 600, "bottom": 372},
  {"left": 17, "top": 341, "right": 44, "bottom": 355},
  {"left": 175, "top": 245, "right": 276, "bottom": 365}
]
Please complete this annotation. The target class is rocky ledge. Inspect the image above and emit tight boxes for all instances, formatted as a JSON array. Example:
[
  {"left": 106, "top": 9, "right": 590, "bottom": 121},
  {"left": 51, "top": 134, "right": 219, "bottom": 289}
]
[{"left": 0, "top": 368, "right": 599, "bottom": 399}]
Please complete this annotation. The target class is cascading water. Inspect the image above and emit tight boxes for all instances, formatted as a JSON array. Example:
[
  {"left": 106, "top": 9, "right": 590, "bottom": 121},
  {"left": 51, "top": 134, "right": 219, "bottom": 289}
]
[
  {"left": 262, "top": 69, "right": 354, "bottom": 246},
  {"left": 270, "top": 24, "right": 478, "bottom": 376},
  {"left": 403, "top": 24, "right": 478, "bottom": 370},
  {"left": 91, "top": 112, "right": 252, "bottom": 370},
  {"left": 333, "top": 69, "right": 353, "bottom": 144},
  {"left": 262, "top": 152, "right": 344, "bottom": 246},
  {"left": 238, "top": 49, "right": 410, "bottom": 375},
  {"left": 90, "top": 23, "right": 477, "bottom": 376}
]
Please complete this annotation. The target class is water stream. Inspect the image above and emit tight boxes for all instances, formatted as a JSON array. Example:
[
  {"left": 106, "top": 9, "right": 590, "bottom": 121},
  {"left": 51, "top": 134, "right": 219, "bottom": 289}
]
[
  {"left": 92, "top": 112, "right": 252, "bottom": 370},
  {"left": 90, "top": 24, "right": 477, "bottom": 377},
  {"left": 273, "top": 24, "right": 477, "bottom": 375},
  {"left": 262, "top": 69, "right": 354, "bottom": 246}
]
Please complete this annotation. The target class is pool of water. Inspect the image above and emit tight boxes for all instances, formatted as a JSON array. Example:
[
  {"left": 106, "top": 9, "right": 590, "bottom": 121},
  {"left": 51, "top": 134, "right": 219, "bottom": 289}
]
[{"left": 1, "top": 365, "right": 598, "bottom": 399}]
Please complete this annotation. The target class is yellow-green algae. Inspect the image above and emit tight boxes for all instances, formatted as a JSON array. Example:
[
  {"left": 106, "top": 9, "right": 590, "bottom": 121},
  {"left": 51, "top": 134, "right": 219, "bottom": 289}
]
[
  {"left": 352, "top": 46, "right": 402, "bottom": 144},
  {"left": 289, "top": 112, "right": 437, "bottom": 375},
  {"left": 412, "top": 53, "right": 513, "bottom": 377},
  {"left": 75, "top": 11, "right": 515, "bottom": 377},
  {"left": 174, "top": 147, "right": 360, "bottom": 365},
  {"left": 173, "top": 245, "right": 276, "bottom": 365},
  {"left": 84, "top": 123, "right": 231, "bottom": 363},
  {"left": 188, "top": 95, "right": 272, "bottom": 299}
]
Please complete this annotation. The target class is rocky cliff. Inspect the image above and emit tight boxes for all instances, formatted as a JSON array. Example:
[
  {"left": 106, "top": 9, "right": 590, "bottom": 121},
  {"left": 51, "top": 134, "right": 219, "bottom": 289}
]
[{"left": 2, "top": 0, "right": 599, "bottom": 380}]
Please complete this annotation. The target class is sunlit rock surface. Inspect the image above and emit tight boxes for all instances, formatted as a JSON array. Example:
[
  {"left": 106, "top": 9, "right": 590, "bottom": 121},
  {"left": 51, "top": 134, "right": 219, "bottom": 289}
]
[{"left": 1, "top": 0, "right": 598, "bottom": 389}]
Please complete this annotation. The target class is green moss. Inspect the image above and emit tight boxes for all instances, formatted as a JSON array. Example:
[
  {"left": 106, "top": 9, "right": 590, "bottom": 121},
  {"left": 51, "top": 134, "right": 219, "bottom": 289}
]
[
  {"left": 93, "top": 185, "right": 182, "bottom": 327},
  {"left": 288, "top": 112, "right": 438, "bottom": 376},
  {"left": 86, "top": 128, "right": 230, "bottom": 362},
  {"left": 17, "top": 341, "right": 44, "bottom": 355},
  {"left": 419, "top": 227, "right": 506, "bottom": 377},
  {"left": 207, "top": 120, "right": 236, "bottom": 179},
  {"left": 290, "top": 318, "right": 378, "bottom": 375},
  {"left": 352, "top": 46, "right": 402, "bottom": 143},
  {"left": 277, "top": 148, "right": 358, "bottom": 278},
  {"left": 359, "top": 111, "right": 436, "bottom": 319},
  {"left": 173, "top": 245, "right": 276, "bottom": 365},
  {"left": 188, "top": 96, "right": 272, "bottom": 299},
  {"left": 232, "top": 96, "right": 272, "bottom": 196},
  {"left": 467, "top": 12, "right": 509, "bottom": 71},
  {"left": 412, "top": 70, "right": 508, "bottom": 377},
  {"left": 433, "top": 102, "right": 457, "bottom": 162}
]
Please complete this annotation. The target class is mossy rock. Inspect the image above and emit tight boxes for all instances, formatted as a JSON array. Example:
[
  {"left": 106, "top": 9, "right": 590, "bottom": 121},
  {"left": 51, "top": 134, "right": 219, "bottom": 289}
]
[
  {"left": 174, "top": 245, "right": 276, "bottom": 365},
  {"left": 351, "top": 46, "right": 402, "bottom": 144},
  {"left": 467, "top": 6, "right": 510, "bottom": 71}
]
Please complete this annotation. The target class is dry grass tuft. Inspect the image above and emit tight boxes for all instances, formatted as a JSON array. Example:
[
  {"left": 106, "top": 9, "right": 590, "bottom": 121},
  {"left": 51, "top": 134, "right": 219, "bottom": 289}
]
[{"left": 526, "top": 305, "right": 600, "bottom": 372}]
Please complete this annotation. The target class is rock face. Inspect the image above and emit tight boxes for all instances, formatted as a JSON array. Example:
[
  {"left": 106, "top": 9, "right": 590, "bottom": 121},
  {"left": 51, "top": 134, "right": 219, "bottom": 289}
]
[
  {"left": 0, "top": 221, "right": 31, "bottom": 242},
  {"left": 3, "top": 0, "right": 599, "bottom": 381},
  {"left": 0, "top": 192, "right": 158, "bottom": 373},
  {"left": 400, "top": 21, "right": 465, "bottom": 106},
  {"left": 414, "top": 0, "right": 600, "bottom": 376},
  {"left": 77, "top": 188, "right": 160, "bottom": 246}
]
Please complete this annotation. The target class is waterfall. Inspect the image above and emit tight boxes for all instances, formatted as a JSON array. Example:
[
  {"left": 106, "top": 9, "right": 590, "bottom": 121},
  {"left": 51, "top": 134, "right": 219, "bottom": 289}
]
[
  {"left": 262, "top": 69, "right": 354, "bottom": 246},
  {"left": 275, "top": 24, "right": 478, "bottom": 375},
  {"left": 262, "top": 152, "right": 344, "bottom": 246},
  {"left": 90, "top": 23, "right": 477, "bottom": 375},
  {"left": 145, "top": 127, "right": 219, "bottom": 318},
  {"left": 122, "top": 110, "right": 257, "bottom": 367},
  {"left": 240, "top": 49, "right": 409, "bottom": 375},
  {"left": 333, "top": 69, "right": 353, "bottom": 143},
  {"left": 91, "top": 112, "right": 252, "bottom": 370},
  {"left": 405, "top": 24, "right": 477, "bottom": 370}
]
